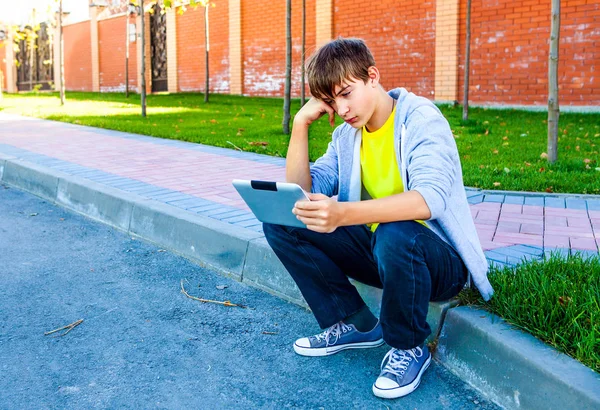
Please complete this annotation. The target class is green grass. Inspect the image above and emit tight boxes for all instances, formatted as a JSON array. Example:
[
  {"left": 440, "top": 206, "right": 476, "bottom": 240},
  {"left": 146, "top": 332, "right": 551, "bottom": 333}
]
[
  {"left": 1, "top": 91, "right": 599, "bottom": 194},
  {"left": 459, "top": 253, "right": 600, "bottom": 372}
]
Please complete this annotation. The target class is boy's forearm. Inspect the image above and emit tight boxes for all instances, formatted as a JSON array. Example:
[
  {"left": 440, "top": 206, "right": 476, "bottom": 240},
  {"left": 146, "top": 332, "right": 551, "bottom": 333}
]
[
  {"left": 285, "top": 121, "right": 312, "bottom": 192},
  {"left": 339, "top": 191, "right": 432, "bottom": 226}
]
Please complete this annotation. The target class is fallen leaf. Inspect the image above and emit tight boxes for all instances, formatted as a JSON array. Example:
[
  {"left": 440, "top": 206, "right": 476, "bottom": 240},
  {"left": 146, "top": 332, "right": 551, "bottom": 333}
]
[
  {"left": 493, "top": 182, "right": 501, "bottom": 187},
  {"left": 540, "top": 152, "right": 548, "bottom": 159},
  {"left": 576, "top": 146, "right": 580, "bottom": 151},
  {"left": 558, "top": 296, "right": 572, "bottom": 306},
  {"left": 210, "top": 119, "right": 217, "bottom": 124},
  {"left": 503, "top": 168, "right": 511, "bottom": 174},
  {"left": 502, "top": 136, "right": 508, "bottom": 141},
  {"left": 502, "top": 142, "right": 509, "bottom": 146},
  {"left": 584, "top": 158, "right": 591, "bottom": 164},
  {"left": 524, "top": 162, "right": 531, "bottom": 166},
  {"left": 30, "top": 213, "right": 38, "bottom": 217},
  {"left": 216, "top": 285, "right": 228, "bottom": 290},
  {"left": 157, "top": 249, "right": 167, "bottom": 252},
  {"left": 545, "top": 187, "right": 553, "bottom": 193},
  {"left": 493, "top": 149, "right": 499, "bottom": 154},
  {"left": 248, "top": 141, "right": 268, "bottom": 146}
]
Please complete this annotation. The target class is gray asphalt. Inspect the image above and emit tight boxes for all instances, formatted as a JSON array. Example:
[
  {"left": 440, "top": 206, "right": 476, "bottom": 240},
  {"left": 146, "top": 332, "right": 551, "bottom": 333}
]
[{"left": 0, "top": 183, "right": 499, "bottom": 410}]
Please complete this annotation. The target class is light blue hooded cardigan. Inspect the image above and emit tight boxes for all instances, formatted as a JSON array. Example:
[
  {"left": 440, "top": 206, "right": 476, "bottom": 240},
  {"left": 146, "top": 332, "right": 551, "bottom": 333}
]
[{"left": 309, "top": 87, "right": 494, "bottom": 301}]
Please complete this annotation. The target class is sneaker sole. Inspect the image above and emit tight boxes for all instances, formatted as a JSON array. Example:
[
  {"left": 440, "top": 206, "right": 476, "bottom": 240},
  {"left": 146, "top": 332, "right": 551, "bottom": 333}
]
[
  {"left": 372, "top": 353, "right": 432, "bottom": 399},
  {"left": 293, "top": 338, "right": 385, "bottom": 357}
]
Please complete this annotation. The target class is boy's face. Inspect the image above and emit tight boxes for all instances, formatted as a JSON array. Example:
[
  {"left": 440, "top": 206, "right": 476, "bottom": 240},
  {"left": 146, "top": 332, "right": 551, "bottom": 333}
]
[{"left": 322, "top": 75, "right": 378, "bottom": 129}]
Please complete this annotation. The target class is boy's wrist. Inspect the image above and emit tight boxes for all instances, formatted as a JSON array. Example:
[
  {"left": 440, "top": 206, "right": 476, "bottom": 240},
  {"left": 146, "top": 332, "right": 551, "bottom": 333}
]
[{"left": 292, "top": 116, "right": 311, "bottom": 130}]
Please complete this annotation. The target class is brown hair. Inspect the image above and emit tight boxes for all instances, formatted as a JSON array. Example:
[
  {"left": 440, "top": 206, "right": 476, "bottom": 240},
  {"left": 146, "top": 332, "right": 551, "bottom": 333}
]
[{"left": 306, "top": 38, "right": 376, "bottom": 101}]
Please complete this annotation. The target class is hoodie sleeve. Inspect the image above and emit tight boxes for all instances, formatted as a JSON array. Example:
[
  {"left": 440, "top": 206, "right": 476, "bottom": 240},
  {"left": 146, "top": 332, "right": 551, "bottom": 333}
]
[
  {"left": 309, "top": 138, "right": 339, "bottom": 197},
  {"left": 405, "top": 106, "right": 458, "bottom": 220}
]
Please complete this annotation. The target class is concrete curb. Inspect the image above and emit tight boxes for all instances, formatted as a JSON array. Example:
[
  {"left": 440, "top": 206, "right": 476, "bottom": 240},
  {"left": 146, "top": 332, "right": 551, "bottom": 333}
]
[{"left": 437, "top": 306, "right": 600, "bottom": 410}]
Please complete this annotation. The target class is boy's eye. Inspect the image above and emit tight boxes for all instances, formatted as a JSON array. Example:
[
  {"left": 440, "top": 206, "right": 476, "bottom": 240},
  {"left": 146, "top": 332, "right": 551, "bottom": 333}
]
[{"left": 341, "top": 91, "right": 351, "bottom": 97}]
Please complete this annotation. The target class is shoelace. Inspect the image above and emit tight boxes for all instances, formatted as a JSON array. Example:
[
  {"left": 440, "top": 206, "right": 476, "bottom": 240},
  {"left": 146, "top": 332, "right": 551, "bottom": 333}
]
[
  {"left": 381, "top": 346, "right": 424, "bottom": 378},
  {"left": 313, "top": 322, "right": 353, "bottom": 346}
]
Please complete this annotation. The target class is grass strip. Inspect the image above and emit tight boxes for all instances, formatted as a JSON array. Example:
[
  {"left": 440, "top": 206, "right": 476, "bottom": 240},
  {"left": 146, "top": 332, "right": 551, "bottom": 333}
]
[{"left": 459, "top": 252, "right": 600, "bottom": 372}]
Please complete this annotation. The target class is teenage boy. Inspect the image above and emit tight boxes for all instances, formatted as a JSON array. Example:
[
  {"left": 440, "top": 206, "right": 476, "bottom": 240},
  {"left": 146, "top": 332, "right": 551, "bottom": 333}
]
[{"left": 263, "top": 38, "right": 493, "bottom": 399}]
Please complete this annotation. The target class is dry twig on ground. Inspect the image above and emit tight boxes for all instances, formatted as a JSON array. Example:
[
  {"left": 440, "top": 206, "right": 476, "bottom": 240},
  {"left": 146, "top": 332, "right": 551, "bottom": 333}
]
[
  {"left": 44, "top": 319, "right": 84, "bottom": 337},
  {"left": 180, "top": 280, "right": 246, "bottom": 308}
]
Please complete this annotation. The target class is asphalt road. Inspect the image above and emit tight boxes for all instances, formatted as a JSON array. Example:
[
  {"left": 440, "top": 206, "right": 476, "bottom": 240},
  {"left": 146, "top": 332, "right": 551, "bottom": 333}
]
[{"left": 0, "top": 183, "right": 499, "bottom": 409}]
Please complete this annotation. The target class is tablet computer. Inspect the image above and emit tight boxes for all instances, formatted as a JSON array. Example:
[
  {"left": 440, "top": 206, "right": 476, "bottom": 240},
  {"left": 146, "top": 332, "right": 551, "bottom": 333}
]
[{"left": 232, "top": 179, "right": 310, "bottom": 228}]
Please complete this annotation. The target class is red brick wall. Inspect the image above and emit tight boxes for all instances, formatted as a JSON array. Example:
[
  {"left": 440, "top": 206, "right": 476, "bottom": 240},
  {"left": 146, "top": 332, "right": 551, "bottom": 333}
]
[
  {"left": 177, "top": 3, "right": 230, "bottom": 93},
  {"left": 333, "top": 0, "right": 437, "bottom": 98},
  {"left": 64, "top": 21, "right": 93, "bottom": 91},
  {"left": 241, "top": 0, "right": 316, "bottom": 97},
  {"left": 99, "top": 15, "right": 137, "bottom": 92},
  {"left": 458, "top": 0, "right": 600, "bottom": 106}
]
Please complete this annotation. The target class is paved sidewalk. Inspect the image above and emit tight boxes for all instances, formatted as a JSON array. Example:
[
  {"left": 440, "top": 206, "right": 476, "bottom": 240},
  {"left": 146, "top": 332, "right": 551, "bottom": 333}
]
[{"left": 0, "top": 113, "right": 598, "bottom": 267}]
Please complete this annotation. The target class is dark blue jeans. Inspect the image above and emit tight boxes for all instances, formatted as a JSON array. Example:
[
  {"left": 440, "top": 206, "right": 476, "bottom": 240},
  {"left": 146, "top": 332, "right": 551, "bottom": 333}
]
[{"left": 263, "top": 220, "right": 468, "bottom": 350}]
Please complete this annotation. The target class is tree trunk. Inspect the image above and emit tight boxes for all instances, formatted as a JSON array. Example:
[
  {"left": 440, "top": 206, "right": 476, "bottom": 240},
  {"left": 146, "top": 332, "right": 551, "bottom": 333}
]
[
  {"left": 547, "top": 0, "right": 560, "bottom": 163},
  {"left": 204, "top": 3, "right": 210, "bottom": 103},
  {"left": 126, "top": 12, "right": 130, "bottom": 98},
  {"left": 59, "top": 0, "right": 65, "bottom": 105},
  {"left": 140, "top": 3, "right": 147, "bottom": 117},
  {"left": 462, "top": 0, "right": 471, "bottom": 121},
  {"left": 300, "top": 0, "right": 306, "bottom": 106},
  {"left": 282, "top": 0, "right": 292, "bottom": 134}
]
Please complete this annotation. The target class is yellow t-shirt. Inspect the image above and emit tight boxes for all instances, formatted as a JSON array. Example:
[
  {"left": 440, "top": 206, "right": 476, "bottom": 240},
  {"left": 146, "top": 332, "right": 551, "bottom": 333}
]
[{"left": 360, "top": 106, "right": 426, "bottom": 232}]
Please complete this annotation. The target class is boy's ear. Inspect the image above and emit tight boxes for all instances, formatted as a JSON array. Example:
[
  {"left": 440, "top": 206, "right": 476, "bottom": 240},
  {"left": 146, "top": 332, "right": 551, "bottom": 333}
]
[{"left": 367, "top": 66, "right": 380, "bottom": 87}]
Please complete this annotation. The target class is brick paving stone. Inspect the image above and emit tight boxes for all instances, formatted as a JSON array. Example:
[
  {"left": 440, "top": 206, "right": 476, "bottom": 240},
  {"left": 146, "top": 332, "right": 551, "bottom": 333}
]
[
  {"left": 500, "top": 204, "right": 523, "bottom": 214},
  {"left": 520, "top": 223, "right": 543, "bottom": 235},
  {"left": 545, "top": 216, "right": 567, "bottom": 227},
  {"left": 567, "top": 217, "right": 592, "bottom": 227},
  {"left": 480, "top": 240, "right": 515, "bottom": 251},
  {"left": 565, "top": 198, "right": 587, "bottom": 210},
  {"left": 544, "top": 227, "right": 594, "bottom": 238},
  {"left": 586, "top": 200, "right": 600, "bottom": 211},
  {"left": 483, "top": 194, "right": 505, "bottom": 203},
  {"left": 570, "top": 237, "right": 599, "bottom": 251},
  {"left": 496, "top": 221, "right": 521, "bottom": 234},
  {"left": 476, "top": 211, "right": 500, "bottom": 221},
  {"left": 503, "top": 195, "right": 525, "bottom": 205},
  {"left": 544, "top": 248, "right": 570, "bottom": 259},
  {"left": 544, "top": 197, "right": 566, "bottom": 208},
  {"left": 545, "top": 207, "right": 589, "bottom": 217},
  {"left": 521, "top": 205, "right": 544, "bottom": 215},
  {"left": 494, "top": 232, "right": 543, "bottom": 246},
  {"left": 544, "top": 236, "right": 571, "bottom": 248},
  {"left": 524, "top": 197, "right": 544, "bottom": 206}
]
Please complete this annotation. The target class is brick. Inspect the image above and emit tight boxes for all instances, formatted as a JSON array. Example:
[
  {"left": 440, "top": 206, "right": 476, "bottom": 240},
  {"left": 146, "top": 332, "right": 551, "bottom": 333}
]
[
  {"left": 565, "top": 198, "right": 588, "bottom": 210},
  {"left": 570, "top": 237, "right": 599, "bottom": 251},
  {"left": 494, "top": 232, "right": 543, "bottom": 246},
  {"left": 544, "top": 235, "right": 570, "bottom": 248}
]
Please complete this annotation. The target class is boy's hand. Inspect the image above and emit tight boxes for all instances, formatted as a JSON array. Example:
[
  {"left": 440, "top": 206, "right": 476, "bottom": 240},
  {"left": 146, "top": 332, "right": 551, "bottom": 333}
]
[
  {"left": 293, "top": 98, "right": 336, "bottom": 128},
  {"left": 293, "top": 193, "right": 344, "bottom": 233}
]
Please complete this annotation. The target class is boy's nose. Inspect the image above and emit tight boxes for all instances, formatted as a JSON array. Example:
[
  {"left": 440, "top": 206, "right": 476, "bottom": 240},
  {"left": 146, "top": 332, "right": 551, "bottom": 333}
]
[{"left": 338, "top": 103, "right": 350, "bottom": 116}]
